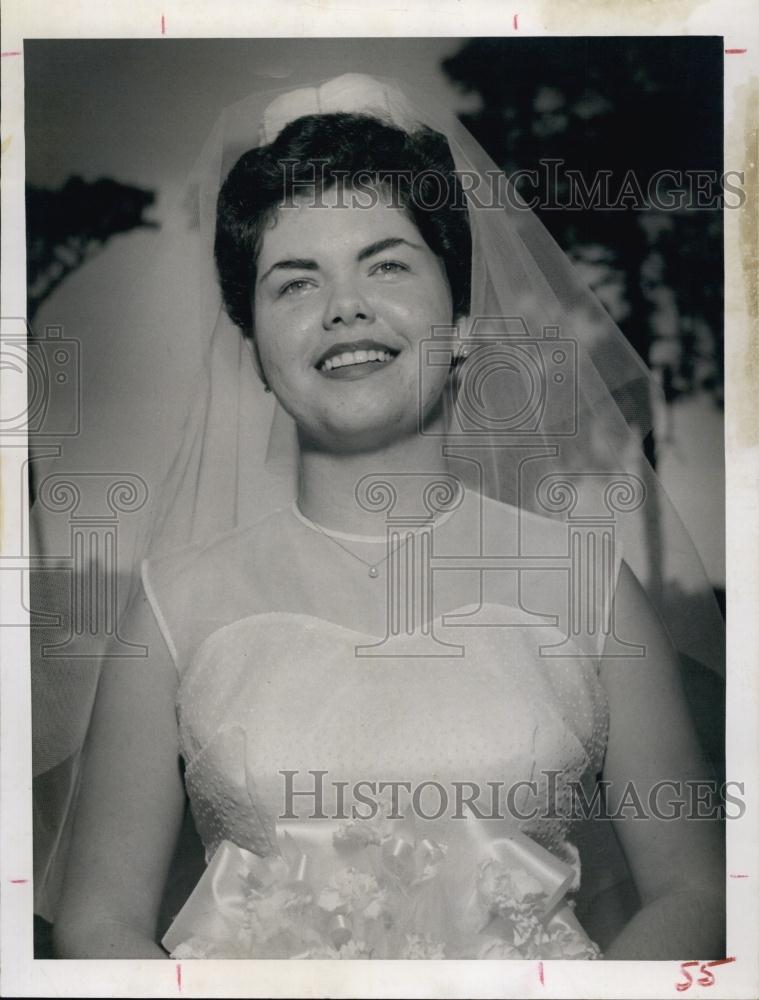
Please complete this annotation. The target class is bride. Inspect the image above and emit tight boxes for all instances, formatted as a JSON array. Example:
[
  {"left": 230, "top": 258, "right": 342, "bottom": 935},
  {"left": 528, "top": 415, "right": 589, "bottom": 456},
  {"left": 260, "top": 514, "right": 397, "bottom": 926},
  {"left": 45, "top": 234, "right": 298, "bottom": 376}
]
[{"left": 35, "top": 72, "right": 725, "bottom": 960}]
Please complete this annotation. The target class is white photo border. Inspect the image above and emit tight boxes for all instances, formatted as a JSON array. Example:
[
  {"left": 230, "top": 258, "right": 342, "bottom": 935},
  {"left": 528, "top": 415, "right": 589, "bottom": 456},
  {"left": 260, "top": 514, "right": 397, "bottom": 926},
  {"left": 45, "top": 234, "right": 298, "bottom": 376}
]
[{"left": 2, "top": 1, "right": 757, "bottom": 997}]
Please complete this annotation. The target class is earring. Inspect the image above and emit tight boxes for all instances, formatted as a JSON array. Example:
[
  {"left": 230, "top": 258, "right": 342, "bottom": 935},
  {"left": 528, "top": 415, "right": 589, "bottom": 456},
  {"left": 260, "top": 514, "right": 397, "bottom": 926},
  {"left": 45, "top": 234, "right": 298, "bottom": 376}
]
[
  {"left": 453, "top": 345, "right": 469, "bottom": 367},
  {"left": 263, "top": 384, "right": 272, "bottom": 394}
]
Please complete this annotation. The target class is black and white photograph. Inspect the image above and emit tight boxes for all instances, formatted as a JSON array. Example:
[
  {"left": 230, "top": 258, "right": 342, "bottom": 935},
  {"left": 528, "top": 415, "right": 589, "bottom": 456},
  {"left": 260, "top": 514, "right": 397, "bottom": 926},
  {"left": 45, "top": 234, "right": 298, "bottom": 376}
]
[{"left": 1, "top": 3, "right": 757, "bottom": 998}]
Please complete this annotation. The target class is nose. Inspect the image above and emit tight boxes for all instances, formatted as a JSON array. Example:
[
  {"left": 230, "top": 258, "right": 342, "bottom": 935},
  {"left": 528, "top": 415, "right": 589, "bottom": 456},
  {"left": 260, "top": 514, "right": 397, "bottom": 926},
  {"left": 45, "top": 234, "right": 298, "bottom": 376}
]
[{"left": 322, "top": 278, "right": 375, "bottom": 330}]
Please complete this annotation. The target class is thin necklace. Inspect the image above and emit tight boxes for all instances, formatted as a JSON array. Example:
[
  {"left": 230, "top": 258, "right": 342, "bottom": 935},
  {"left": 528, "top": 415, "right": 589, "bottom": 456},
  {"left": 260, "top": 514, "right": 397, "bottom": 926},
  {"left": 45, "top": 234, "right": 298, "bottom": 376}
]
[{"left": 291, "top": 490, "right": 461, "bottom": 579}]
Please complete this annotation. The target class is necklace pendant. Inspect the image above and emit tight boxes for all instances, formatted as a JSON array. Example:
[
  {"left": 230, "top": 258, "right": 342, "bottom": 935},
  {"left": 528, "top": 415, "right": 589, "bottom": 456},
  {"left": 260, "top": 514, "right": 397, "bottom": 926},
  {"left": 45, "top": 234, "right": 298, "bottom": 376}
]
[{"left": 368, "top": 565, "right": 379, "bottom": 579}]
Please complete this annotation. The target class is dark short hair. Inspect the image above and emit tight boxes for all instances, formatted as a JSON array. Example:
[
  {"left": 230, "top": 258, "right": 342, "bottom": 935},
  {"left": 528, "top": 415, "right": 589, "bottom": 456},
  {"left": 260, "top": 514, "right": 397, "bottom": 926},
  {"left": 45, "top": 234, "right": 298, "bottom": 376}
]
[{"left": 215, "top": 112, "right": 472, "bottom": 334}]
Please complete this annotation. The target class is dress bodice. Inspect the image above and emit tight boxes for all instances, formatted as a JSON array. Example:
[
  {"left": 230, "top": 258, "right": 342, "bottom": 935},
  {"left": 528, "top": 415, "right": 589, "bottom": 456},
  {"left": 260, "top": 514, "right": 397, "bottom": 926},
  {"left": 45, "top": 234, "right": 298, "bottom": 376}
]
[
  {"left": 174, "top": 606, "right": 608, "bottom": 862},
  {"left": 142, "top": 491, "right": 619, "bottom": 957}
]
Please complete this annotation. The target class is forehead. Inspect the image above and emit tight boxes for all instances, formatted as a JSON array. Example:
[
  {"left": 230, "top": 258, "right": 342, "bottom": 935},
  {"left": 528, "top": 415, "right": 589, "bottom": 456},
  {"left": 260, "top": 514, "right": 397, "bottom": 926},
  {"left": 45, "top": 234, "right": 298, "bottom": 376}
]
[{"left": 256, "top": 188, "right": 426, "bottom": 264}]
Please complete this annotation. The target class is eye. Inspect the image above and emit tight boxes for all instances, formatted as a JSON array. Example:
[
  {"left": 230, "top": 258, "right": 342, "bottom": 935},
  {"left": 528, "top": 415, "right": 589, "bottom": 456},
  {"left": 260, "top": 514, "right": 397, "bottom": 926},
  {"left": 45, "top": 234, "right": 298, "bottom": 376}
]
[
  {"left": 370, "top": 260, "right": 409, "bottom": 277},
  {"left": 279, "top": 278, "right": 315, "bottom": 297}
]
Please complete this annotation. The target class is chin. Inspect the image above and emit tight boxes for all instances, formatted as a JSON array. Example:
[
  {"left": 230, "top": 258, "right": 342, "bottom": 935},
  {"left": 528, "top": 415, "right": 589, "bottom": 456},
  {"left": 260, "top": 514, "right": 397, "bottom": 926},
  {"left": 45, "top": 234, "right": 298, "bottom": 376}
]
[
  {"left": 315, "top": 425, "right": 408, "bottom": 456},
  {"left": 305, "top": 409, "right": 418, "bottom": 456},
  {"left": 291, "top": 384, "right": 449, "bottom": 455}
]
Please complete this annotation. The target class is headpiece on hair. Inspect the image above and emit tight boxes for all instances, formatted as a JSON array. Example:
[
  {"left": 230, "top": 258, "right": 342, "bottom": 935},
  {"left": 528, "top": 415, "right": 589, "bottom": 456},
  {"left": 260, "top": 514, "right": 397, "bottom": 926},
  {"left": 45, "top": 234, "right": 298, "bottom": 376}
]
[{"left": 259, "top": 72, "right": 419, "bottom": 145}]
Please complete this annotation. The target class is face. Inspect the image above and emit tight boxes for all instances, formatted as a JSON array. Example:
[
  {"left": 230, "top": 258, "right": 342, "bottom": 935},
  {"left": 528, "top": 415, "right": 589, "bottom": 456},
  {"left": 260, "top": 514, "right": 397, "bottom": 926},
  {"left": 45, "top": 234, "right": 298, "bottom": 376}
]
[{"left": 251, "top": 187, "right": 457, "bottom": 452}]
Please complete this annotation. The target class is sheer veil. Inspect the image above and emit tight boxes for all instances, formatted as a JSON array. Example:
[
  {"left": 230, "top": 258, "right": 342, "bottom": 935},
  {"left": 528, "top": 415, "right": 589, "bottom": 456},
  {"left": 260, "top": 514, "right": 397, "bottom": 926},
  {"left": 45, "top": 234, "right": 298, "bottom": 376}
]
[{"left": 29, "top": 71, "right": 725, "bottom": 923}]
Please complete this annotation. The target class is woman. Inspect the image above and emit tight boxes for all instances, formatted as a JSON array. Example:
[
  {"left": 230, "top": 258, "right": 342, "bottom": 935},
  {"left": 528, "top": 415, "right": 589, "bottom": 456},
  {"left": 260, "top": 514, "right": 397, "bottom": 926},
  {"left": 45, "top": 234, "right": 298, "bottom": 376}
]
[{"left": 36, "top": 73, "right": 725, "bottom": 960}]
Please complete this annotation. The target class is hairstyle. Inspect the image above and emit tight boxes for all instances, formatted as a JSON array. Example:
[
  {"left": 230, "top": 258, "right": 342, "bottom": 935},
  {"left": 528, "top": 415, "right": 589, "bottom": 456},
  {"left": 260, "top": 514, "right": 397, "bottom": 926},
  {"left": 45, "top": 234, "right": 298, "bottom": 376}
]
[{"left": 215, "top": 112, "right": 472, "bottom": 334}]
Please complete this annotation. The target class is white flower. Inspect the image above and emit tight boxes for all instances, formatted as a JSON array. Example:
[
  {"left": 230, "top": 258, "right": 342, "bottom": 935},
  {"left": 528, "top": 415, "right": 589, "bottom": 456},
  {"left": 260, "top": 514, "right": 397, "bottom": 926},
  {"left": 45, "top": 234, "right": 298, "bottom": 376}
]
[
  {"left": 338, "top": 939, "right": 373, "bottom": 959},
  {"left": 172, "top": 939, "right": 211, "bottom": 959},
  {"left": 333, "top": 817, "right": 385, "bottom": 849},
  {"left": 334, "top": 867, "right": 380, "bottom": 902},
  {"left": 401, "top": 933, "right": 446, "bottom": 959},
  {"left": 477, "top": 937, "right": 523, "bottom": 959},
  {"left": 478, "top": 859, "right": 545, "bottom": 916},
  {"left": 317, "top": 887, "right": 345, "bottom": 914}
]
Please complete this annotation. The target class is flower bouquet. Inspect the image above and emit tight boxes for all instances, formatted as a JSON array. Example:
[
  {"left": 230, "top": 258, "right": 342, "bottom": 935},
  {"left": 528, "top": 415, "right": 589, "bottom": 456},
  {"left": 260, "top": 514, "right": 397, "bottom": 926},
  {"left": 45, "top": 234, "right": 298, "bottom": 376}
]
[{"left": 163, "top": 804, "right": 601, "bottom": 960}]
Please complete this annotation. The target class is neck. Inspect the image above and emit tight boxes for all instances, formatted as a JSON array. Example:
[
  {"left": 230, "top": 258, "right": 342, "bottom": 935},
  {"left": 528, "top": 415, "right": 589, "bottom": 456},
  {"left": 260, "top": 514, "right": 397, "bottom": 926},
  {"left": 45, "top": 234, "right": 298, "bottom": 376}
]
[{"left": 296, "top": 429, "right": 451, "bottom": 536}]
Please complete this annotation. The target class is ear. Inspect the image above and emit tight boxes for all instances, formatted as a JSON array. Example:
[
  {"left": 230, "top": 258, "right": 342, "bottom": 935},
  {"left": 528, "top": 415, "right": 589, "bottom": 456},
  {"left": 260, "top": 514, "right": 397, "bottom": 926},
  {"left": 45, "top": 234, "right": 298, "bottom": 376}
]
[
  {"left": 243, "top": 334, "right": 268, "bottom": 387},
  {"left": 451, "top": 312, "right": 472, "bottom": 365},
  {"left": 454, "top": 311, "right": 472, "bottom": 339}
]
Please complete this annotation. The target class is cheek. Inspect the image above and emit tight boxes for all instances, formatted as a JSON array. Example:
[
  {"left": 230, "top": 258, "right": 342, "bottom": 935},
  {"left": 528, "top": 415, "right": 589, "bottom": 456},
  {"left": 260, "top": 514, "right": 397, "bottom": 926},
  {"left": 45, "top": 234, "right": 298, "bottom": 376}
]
[
  {"left": 254, "top": 310, "right": 308, "bottom": 373},
  {"left": 415, "top": 273, "right": 454, "bottom": 324},
  {"left": 421, "top": 357, "right": 453, "bottom": 407},
  {"left": 382, "top": 287, "right": 452, "bottom": 340}
]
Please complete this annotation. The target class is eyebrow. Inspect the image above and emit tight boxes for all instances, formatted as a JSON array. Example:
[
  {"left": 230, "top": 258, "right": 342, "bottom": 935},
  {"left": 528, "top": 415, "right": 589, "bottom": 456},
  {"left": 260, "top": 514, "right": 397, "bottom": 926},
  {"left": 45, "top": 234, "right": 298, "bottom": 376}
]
[
  {"left": 258, "top": 237, "right": 423, "bottom": 285},
  {"left": 357, "top": 236, "right": 423, "bottom": 261}
]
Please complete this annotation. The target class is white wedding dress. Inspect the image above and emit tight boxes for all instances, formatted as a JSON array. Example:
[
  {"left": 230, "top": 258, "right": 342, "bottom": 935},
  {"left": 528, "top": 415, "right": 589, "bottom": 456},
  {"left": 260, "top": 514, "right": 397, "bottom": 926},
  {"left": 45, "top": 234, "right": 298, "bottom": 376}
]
[{"left": 142, "top": 489, "right": 618, "bottom": 959}]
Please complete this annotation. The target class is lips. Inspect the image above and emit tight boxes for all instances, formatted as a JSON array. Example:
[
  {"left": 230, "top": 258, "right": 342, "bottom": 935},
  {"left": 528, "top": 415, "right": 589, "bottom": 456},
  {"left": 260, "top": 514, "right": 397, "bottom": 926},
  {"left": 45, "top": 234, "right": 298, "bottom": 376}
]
[{"left": 315, "top": 339, "right": 400, "bottom": 378}]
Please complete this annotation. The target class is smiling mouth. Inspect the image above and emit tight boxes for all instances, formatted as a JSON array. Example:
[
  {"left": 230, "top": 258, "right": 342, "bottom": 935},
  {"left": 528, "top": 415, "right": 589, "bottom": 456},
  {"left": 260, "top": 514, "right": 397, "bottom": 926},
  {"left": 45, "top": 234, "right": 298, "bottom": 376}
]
[{"left": 316, "top": 340, "right": 400, "bottom": 378}]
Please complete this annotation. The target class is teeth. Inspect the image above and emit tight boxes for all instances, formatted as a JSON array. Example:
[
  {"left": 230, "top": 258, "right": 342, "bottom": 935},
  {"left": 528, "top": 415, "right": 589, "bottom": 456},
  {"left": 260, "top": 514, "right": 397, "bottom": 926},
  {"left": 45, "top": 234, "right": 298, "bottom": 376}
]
[{"left": 321, "top": 349, "right": 394, "bottom": 371}]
